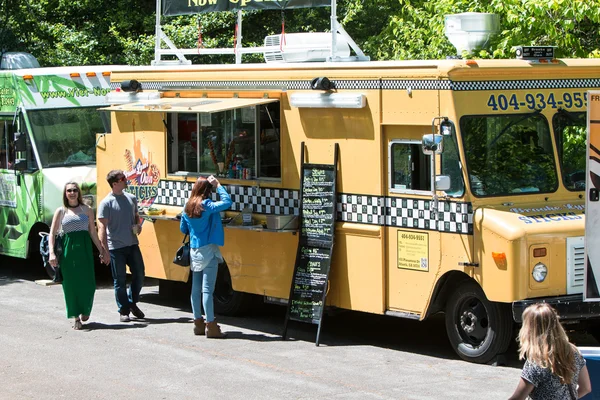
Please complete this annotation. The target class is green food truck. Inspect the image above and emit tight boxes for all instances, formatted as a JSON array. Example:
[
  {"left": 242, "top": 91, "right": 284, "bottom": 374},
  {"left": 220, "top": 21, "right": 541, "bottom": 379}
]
[{"left": 0, "top": 65, "right": 112, "bottom": 270}]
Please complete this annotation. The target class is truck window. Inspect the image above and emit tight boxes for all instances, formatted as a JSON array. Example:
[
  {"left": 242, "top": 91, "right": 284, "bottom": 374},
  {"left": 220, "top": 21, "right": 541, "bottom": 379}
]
[
  {"left": 390, "top": 141, "right": 431, "bottom": 192},
  {"left": 553, "top": 110, "right": 586, "bottom": 191},
  {"left": 440, "top": 125, "right": 465, "bottom": 197},
  {"left": 167, "top": 102, "right": 281, "bottom": 179},
  {"left": 461, "top": 113, "right": 558, "bottom": 196},
  {"left": 0, "top": 119, "right": 15, "bottom": 169},
  {"left": 28, "top": 107, "right": 106, "bottom": 168}
]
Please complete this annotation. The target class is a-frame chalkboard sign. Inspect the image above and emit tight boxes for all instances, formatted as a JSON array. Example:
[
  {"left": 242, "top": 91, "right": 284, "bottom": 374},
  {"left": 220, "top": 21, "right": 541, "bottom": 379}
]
[{"left": 282, "top": 142, "right": 338, "bottom": 346}]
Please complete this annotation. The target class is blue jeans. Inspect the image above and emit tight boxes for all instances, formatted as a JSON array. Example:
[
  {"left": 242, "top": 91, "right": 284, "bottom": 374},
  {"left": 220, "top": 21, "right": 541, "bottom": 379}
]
[
  {"left": 190, "top": 257, "right": 218, "bottom": 322},
  {"left": 109, "top": 245, "right": 145, "bottom": 315}
]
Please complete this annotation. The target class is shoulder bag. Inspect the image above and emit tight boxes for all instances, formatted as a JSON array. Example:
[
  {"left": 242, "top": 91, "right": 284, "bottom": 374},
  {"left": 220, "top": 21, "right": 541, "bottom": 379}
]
[
  {"left": 173, "top": 234, "right": 190, "bottom": 267},
  {"left": 39, "top": 207, "right": 66, "bottom": 282}
]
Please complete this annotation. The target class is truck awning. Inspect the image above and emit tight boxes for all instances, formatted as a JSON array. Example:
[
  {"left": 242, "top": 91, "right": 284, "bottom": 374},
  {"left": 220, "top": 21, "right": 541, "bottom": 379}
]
[{"left": 99, "top": 97, "right": 278, "bottom": 113}]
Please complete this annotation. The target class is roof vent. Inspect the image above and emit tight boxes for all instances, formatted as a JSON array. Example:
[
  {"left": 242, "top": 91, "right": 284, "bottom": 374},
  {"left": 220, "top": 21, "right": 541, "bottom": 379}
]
[
  {"left": 1, "top": 52, "right": 40, "bottom": 70},
  {"left": 444, "top": 13, "right": 499, "bottom": 55},
  {"left": 263, "top": 32, "right": 350, "bottom": 63}
]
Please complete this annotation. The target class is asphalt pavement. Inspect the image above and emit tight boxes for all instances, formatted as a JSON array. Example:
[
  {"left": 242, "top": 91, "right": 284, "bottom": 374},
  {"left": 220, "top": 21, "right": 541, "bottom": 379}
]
[{"left": 0, "top": 255, "right": 594, "bottom": 399}]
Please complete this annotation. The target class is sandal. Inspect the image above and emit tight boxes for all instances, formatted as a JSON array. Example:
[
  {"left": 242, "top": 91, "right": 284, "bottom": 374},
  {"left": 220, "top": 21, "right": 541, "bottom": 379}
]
[
  {"left": 73, "top": 319, "right": 83, "bottom": 330},
  {"left": 81, "top": 315, "right": 90, "bottom": 322}
]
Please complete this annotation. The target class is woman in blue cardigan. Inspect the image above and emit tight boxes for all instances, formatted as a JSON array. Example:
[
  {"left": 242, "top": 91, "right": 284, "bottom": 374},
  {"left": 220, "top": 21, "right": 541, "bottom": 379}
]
[{"left": 180, "top": 175, "right": 232, "bottom": 338}]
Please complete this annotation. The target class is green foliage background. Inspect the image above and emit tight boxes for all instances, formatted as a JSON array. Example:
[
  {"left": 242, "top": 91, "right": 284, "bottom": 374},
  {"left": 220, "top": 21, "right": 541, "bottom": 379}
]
[{"left": 2, "top": 0, "right": 600, "bottom": 66}]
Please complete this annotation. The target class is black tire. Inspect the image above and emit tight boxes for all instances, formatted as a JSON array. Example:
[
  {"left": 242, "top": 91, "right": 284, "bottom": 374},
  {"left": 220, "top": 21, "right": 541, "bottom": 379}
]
[
  {"left": 445, "top": 281, "right": 513, "bottom": 364},
  {"left": 213, "top": 261, "right": 253, "bottom": 316}
]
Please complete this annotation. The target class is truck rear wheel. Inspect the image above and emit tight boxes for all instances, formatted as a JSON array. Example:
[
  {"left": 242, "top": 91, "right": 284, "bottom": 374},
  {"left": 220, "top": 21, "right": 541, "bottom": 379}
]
[
  {"left": 445, "top": 281, "right": 513, "bottom": 364},
  {"left": 213, "top": 261, "right": 253, "bottom": 316}
]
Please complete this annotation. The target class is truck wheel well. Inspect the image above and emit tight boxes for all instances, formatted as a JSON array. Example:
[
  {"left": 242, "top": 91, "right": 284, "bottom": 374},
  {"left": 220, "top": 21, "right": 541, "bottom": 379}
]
[
  {"left": 425, "top": 271, "right": 473, "bottom": 319},
  {"left": 27, "top": 222, "right": 49, "bottom": 258}
]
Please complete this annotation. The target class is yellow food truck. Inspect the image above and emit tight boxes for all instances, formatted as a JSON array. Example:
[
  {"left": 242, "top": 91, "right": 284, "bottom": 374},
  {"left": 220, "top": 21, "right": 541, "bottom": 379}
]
[{"left": 96, "top": 45, "right": 600, "bottom": 363}]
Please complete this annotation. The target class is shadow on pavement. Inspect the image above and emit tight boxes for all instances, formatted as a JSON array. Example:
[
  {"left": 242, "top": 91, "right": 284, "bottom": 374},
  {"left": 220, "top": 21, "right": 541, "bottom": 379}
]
[
  {"left": 140, "top": 316, "right": 193, "bottom": 325},
  {"left": 140, "top": 291, "right": 191, "bottom": 313},
  {"left": 136, "top": 289, "right": 528, "bottom": 367},
  {"left": 5, "top": 254, "right": 595, "bottom": 367},
  {"left": 224, "top": 331, "right": 283, "bottom": 342},
  {"left": 0, "top": 255, "right": 48, "bottom": 285},
  {"left": 83, "top": 322, "right": 148, "bottom": 330},
  {"left": 0, "top": 254, "right": 114, "bottom": 287}
]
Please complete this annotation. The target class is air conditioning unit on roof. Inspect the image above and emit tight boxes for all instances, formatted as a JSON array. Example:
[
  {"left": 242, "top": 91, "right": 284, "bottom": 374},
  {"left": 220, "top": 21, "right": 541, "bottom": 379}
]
[
  {"left": 1, "top": 52, "right": 40, "bottom": 70},
  {"left": 263, "top": 32, "right": 350, "bottom": 63}
]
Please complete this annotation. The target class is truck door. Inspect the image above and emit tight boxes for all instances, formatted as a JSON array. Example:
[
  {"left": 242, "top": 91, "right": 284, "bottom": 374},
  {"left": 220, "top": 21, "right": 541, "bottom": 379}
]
[
  {"left": 586, "top": 91, "right": 600, "bottom": 300},
  {"left": 0, "top": 117, "right": 25, "bottom": 257},
  {"left": 383, "top": 125, "right": 442, "bottom": 318}
]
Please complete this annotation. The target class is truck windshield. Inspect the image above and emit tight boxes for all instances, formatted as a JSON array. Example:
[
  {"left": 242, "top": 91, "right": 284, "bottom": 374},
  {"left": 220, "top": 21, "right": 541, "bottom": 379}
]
[
  {"left": 28, "top": 107, "right": 108, "bottom": 168},
  {"left": 553, "top": 110, "right": 586, "bottom": 191},
  {"left": 461, "top": 113, "right": 558, "bottom": 197}
]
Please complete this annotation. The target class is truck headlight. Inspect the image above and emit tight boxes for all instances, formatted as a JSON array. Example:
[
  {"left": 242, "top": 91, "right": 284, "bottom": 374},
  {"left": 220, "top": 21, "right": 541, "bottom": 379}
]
[{"left": 532, "top": 263, "right": 548, "bottom": 282}]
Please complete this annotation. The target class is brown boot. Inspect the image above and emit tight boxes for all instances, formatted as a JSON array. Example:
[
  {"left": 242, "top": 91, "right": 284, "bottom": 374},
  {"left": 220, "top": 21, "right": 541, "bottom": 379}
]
[
  {"left": 193, "top": 318, "right": 206, "bottom": 335},
  {"left": 205, "top": 321, "right": 227, "bottom": 338}
]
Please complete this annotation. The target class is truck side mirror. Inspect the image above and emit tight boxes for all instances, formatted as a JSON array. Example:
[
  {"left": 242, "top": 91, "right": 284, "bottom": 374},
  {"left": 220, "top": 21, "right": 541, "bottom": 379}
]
[
  {"left": 13, "top": 132, "right": 28, "bottom": 171},
  {"left": 422, "top": 134, "right": 443, "bottom": 155},
  {"left": 435, "top": 175, "right": 451, "bottom": 191},
  {"left": 13, "top": 159, "right": 27, "bottom": 171}
]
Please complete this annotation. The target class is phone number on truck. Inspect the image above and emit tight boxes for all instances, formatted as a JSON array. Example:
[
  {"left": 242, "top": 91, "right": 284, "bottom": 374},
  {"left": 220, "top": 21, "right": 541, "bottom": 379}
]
[{"left": 487, "top": 92, "right": 588, "bottom": 111}]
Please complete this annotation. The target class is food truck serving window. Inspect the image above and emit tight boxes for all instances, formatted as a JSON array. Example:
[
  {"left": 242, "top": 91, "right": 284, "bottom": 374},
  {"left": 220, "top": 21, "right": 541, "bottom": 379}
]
[
  {"left": 165, "top": 100, "right": 281, "bottom": 179},
  {"left": 461, "top": 113, "right": 558, "bottom": 197}
]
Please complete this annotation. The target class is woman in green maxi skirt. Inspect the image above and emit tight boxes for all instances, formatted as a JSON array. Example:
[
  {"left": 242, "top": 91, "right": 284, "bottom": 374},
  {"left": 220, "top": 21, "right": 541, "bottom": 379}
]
[{"left": 49, "top": 182, "right": 108, "bottom": 330}]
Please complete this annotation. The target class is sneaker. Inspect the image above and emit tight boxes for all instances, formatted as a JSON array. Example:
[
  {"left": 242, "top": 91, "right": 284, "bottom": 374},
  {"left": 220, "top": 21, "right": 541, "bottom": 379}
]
[
  {"left": 120, "top": 314, "right": 131, "bottom": 323},
  {"left": 130, "top": 304, "right": 145, "bottom": 319}
]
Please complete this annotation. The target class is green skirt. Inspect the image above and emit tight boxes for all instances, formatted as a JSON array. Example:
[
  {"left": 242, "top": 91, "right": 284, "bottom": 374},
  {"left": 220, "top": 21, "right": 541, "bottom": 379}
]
[{"left": 59, "top": 230, "right": 96, "bottom": 319}]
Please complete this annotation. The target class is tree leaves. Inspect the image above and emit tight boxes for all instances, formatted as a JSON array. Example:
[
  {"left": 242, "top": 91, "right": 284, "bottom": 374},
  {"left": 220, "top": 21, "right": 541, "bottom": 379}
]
[{"left": 3, "top": 0, "right": 600, "bottom": 65}]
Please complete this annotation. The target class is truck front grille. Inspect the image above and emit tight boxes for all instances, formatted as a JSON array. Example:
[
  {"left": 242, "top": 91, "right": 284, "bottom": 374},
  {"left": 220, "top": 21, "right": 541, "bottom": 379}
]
[{"left": 566, "top": 236, "right": 585, "bottom": 294}]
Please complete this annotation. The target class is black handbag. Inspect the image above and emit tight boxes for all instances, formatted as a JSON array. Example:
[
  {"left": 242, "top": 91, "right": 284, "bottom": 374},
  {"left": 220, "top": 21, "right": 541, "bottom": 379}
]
[
  {"left": 39, "top": 208, "right": 67, "bottom": 281},
  {"left": 173, "top": 234, "right": 190, "bottom": 267},
  {"left": 53, "top": 266, "right": 63, "bottom": 283}
]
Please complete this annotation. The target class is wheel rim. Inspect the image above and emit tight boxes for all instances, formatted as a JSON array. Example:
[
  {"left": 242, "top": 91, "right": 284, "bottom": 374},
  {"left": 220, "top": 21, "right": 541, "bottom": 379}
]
[
  {"left": 214, "top": 262, "right": 234, "bottom": 305},
  {"left": 455, "top": 295, "right": 489, "bottom": 347}
]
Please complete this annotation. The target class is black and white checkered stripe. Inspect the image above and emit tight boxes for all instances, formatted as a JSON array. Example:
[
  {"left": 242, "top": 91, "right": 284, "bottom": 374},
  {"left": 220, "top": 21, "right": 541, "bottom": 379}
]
[
  {"left": 112, "top": 79, "right": 444, "bottom": 91},
  {"left": 155, "top": 180, "right": 299, "bottom": 215},
  {"left": 339, "top": 194, "right": 472, "bottom": 234},
  {"left": 382, "top": 80, "right": 452, "bottom": 90},
  {"left": 451, "top": 78, "right": 600, "bottom": 91},
  {"left": 154, "top": 180, "right": 473, "bottom": 234},
  {"left": 111, "top": 78, "right": 600, "bottom": 92}
]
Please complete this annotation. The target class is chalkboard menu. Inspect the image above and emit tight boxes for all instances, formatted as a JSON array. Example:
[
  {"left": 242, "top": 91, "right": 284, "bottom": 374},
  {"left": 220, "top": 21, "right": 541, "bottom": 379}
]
[
  {"left": 289, "top": 235, "right": 333, "bottom": 324},
  {"left": 300, "top": 166, "right": 336, "bottom": 247},
  {"left": 283, "top": 144, "right": 338, "bottom": 345}
]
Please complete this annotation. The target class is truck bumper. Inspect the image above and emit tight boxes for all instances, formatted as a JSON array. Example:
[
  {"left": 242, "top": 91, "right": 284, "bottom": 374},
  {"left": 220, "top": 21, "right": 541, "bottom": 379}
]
[{"left": 512, "top": 294, "right": 600, "bottom": 323}]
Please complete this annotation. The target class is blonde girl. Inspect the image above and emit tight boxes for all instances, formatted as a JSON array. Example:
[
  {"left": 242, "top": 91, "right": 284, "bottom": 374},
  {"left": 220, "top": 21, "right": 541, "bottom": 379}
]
[{"left": 508, "top": 303, "right": 592, "bottom": 399}]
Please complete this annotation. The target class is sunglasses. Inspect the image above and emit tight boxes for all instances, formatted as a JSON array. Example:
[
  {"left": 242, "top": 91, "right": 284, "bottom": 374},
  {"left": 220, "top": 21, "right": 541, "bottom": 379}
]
[
  {"left": 66, "top": 188, "right": 79, "bottom": 193},
  {"left": 118, "top": 176, "right": 127, "bottom": 182}
]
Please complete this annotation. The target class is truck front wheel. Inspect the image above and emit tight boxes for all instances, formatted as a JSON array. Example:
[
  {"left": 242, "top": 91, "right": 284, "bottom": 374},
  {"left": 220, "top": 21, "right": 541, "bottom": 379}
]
[{"left": 445, "top": 281, "right": 513, "bottom": 364}]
